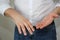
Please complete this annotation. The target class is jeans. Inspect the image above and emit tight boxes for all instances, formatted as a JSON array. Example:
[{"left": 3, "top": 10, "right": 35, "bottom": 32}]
[{"left": 14, "top": 21, "right": 57, "bottom": 40}]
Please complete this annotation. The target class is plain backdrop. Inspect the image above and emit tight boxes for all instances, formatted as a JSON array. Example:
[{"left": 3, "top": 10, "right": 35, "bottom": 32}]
[{"left": 0, "top": 0, "right": 60, "bottom": 40}]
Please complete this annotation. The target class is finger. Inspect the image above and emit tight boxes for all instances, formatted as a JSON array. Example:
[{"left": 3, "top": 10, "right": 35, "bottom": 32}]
[
  {"left": 23, "top": 22, "right": 33, "bottom": 35},
  {"left": 22, "top": 18, "right": 35, "bottom": 32},
  {"left": 38, "top": 16, "right": 50, "bottom": 29},
  {"left": 16, "top": 24, "right": 22, "bottom": 34},
  {"left": 39, "top": 23, "right": 45, "bottom": 29},
  {"left": 38, "top": 21, "right": 49, "bottom": 29},
  {"left": 40, "top": 20, "right": 46, "bottom": 29},
  {"left": 36, "top": 24, "right": 39, "bottom": 29},
  {"left": 39, "top": 18, "right": 53, "bottom": 29},
  {"left": 36, "top": 23, "right": 43, "bottom": 29},
  {"left": 36, "top": 16, "right": 50, "bottom": 29},
  {"left": 26, "top": 20, "right": 35, "bottom": 31},
  {"left": 20, "top": 23, "right": 27, "bottom": 36}
]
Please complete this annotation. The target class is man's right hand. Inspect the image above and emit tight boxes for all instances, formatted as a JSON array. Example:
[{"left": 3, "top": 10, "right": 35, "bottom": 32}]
[{"left": 4, "top": 8, "right": 35, "bottom": 36}]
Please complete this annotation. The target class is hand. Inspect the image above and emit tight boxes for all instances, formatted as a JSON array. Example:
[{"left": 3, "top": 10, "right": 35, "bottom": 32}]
[
  {"left": 36, "top": 11, "right": 59, "bottom": 29},
  {"left": 4, "top": 8, "right": 35, "bottom": 36},
  {"left": 14, "top": 14, "right": 35, "bottom": 35}
]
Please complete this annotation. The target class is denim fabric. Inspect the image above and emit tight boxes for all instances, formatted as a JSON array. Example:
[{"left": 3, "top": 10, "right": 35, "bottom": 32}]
[{"left": 14, "top": 21, "right": 57, "bottom": 40}]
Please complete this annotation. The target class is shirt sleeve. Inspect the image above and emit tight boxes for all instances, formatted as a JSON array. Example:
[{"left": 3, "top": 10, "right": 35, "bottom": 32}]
[
  {"left": 0, "top": 0, "right": 12, "bottom": 16},
  {"left": 55, "top": 0, "right": 60, "bottom": 7}
]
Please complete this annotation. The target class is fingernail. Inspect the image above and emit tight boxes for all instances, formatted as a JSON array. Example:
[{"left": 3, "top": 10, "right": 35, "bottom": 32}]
[
  {"left": 31, "top": 33, "right": 33, "bottom": 35},
  {"left": 24, "top": 33, "right": 27, "bottom": 36},
  {"left": 19, "top": 32, "right": 22, "bottom": 34}
]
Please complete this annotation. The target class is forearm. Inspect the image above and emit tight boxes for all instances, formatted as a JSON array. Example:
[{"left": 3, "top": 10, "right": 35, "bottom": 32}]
[{"left": 4, "top": 8, "right": 21, "bottom": 19}]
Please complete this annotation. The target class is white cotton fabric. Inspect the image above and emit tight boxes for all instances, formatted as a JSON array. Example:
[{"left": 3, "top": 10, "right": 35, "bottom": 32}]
[{"left": 0, "top": 0, "right": 60, "bottom": 26}]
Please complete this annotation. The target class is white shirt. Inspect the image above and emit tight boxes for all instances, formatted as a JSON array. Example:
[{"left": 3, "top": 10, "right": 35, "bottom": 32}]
[{"left": 0, "top": 0, "right": 60, "bottom": 26}]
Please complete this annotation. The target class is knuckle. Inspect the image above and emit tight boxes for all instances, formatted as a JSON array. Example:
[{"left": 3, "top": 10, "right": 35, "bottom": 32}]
[{"left": 26, "top": 26, "right": 31, "bottom": 31}]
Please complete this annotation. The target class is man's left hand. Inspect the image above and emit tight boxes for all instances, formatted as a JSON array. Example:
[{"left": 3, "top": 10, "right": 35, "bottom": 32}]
[{"left": 36, "top": 11, "right": 59, "bottom": 29}]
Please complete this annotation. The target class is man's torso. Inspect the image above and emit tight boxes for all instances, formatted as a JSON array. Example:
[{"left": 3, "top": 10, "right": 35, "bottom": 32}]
[{"left": 14, "top": 0, "right": 56, "bottom": 26}]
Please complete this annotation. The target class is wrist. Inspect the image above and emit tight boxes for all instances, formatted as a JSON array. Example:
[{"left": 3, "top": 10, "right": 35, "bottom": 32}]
[
  {"left": 50, "top": 7, "right": 60, "bottom": 18},
  {"left": 4, "top": 8, "right": 21, "bottom": 19},
  {"left": 54, "top": 7, "right": 60, "bottom": 15},
  {"left": 49, "top": 7, "right": 60, "bottom": 18}
]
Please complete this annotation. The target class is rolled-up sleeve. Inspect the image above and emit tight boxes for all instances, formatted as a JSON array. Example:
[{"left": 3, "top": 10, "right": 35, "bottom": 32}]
[
  {"left": 55, "top": 0, "right": 60, "bottom": 7},
  {"left": 0, "top": 0, "right": 12, "bottom": 16}
]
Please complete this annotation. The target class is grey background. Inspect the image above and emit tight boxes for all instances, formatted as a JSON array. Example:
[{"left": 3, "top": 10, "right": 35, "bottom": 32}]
[{"left": 0, "top": 0, "right": 60, "bottom": 40}]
